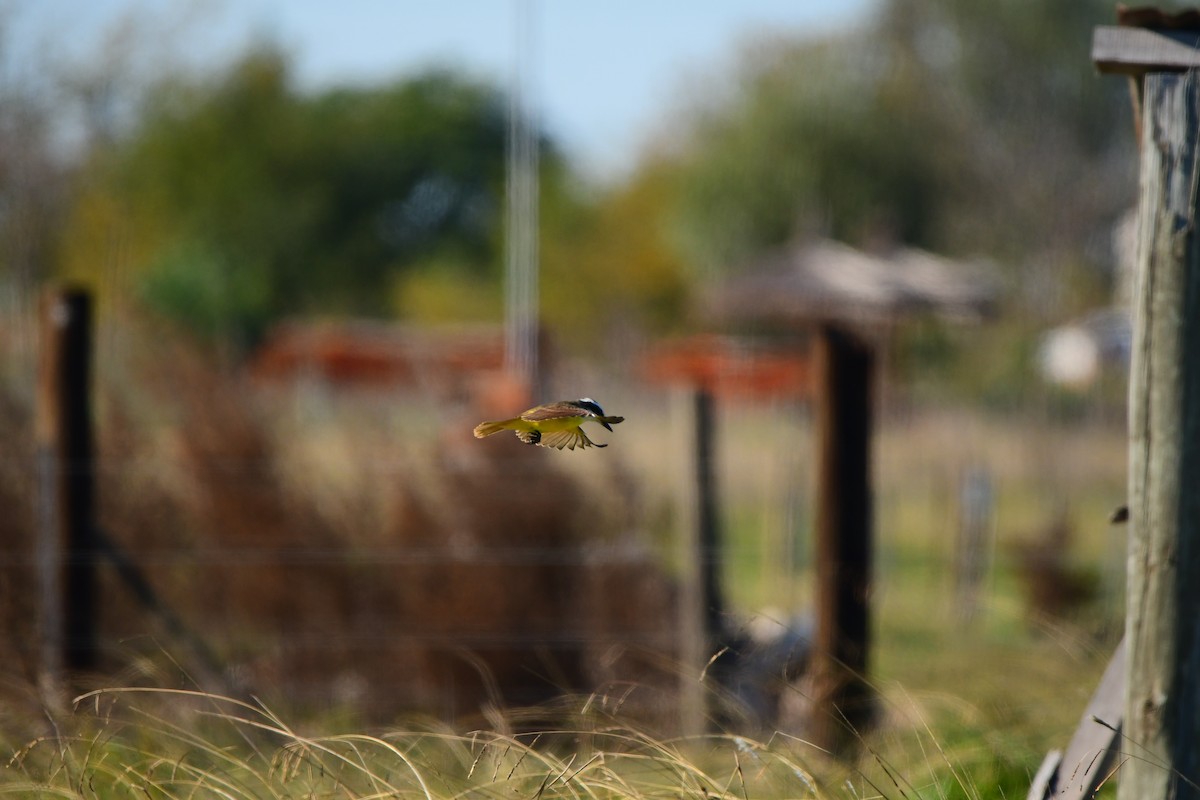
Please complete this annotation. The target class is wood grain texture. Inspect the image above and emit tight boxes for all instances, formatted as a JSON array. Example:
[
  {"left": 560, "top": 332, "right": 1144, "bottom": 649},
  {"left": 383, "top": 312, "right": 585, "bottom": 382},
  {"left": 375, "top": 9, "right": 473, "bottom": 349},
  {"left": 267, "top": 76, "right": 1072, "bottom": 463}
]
[{"left": 1121, "top": 69, "right": 1200, "bottom": 800}]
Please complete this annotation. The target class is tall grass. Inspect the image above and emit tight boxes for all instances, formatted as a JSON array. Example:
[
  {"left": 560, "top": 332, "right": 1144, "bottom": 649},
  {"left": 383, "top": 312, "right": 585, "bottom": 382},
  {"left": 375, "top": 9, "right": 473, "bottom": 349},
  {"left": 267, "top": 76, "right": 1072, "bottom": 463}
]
[
  {"left": 11, "top": 672, "right": 1135, "bottom": 800},
  {"left": 3, "top": 688, "right": 838, "bottom": 800},
  {"left": 5, "top": 683, "right": 1074, "bottom": 800}
]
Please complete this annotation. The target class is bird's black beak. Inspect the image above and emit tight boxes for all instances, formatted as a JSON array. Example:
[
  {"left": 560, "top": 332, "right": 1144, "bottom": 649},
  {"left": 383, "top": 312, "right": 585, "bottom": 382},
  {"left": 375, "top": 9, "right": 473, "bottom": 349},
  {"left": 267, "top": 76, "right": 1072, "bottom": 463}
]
[{"left": 602, "top": 420, "right": 613, "bottom": 432}]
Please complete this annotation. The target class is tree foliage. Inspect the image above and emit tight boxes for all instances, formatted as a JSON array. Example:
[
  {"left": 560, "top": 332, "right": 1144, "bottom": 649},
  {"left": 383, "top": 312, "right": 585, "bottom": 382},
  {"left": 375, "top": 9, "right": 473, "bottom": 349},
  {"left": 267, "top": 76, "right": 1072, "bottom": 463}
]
[
  {"left": 62, "top": 47, "right": 536, "bottom": 343},
  {"left": 670, "top": 35, "right": 947, "bottom": 274},
  {"left": 50, "top": 0, "right": 1143, "bottom": 355},
  {"left": 540, "top": 161, "right": 689, "bottom": 348},
  {"left": 663, "top": 0, "right": 1135, "bottom": 292}
]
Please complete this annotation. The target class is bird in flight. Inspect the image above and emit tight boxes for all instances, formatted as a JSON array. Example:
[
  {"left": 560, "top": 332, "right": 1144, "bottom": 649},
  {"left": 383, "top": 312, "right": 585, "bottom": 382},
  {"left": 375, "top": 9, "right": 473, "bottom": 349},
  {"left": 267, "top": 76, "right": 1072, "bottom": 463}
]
[{"left": 473, "top": 398, "right": 625, "bottom": 450}]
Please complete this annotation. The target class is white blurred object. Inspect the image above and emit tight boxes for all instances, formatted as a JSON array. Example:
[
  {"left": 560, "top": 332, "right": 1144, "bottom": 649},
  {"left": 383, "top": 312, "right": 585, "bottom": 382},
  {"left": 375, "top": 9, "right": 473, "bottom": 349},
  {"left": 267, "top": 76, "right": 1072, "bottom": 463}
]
[
  {"left": 1039, "top": 326, "right": 1099, "bottom": 387},
  {"left": 1038, "top": 308, "right": 1130, "bottom": 388}
]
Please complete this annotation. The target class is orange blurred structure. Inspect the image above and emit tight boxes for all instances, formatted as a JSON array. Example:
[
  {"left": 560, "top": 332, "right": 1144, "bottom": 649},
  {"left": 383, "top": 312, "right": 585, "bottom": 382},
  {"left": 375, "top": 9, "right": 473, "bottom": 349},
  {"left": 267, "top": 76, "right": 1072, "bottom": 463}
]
[
  {"left": 639, "top": 334, "right": 812, "bottom": 400},
  {"left": 250, "top": 320, "right": 506, "bottom": 393}
]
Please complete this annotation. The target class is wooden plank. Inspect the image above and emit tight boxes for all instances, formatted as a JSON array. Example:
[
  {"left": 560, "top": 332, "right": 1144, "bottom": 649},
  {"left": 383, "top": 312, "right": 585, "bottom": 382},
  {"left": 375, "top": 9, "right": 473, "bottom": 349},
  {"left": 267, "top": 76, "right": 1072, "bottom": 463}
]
[
  {"left": 1053, "top": 639, "right": 1125, "bottom": 799},
  {"left": 1027, "top": 640, "right": 1126, "bottom": 799},
  {"left": 1120, "top": 70, "right": 1200, "bottom": 800},
  {"left": 1092, "top": 26, "right": 1200, "bottom": 75},
  {"left": 1027, "top": 750, "right": 1062, "bottom": 800}
]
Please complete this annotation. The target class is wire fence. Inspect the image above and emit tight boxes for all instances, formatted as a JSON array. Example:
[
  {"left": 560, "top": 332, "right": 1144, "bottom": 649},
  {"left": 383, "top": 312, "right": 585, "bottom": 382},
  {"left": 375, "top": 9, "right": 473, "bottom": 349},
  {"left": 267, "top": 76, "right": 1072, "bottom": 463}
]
[{"left": 0, "top": 293, "right": 1128, "bottom": 733}]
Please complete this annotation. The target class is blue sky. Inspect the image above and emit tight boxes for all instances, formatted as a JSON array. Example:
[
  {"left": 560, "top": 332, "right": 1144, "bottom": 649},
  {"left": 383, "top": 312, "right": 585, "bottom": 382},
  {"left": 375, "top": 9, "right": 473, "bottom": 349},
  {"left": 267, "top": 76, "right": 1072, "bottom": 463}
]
[{"left": 12, "top": 0, "right": 872, "bottom": 176}]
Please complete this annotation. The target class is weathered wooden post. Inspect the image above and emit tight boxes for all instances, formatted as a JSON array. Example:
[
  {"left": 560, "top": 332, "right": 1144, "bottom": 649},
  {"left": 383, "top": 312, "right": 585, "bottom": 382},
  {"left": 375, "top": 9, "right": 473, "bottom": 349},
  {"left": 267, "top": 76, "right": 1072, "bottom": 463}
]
[
  {"left": 36, "top": 287, "right": 99, "bottom": 686},
  {"left": 1122, "top": 70, "right": 1200, "bottom": 799},
  {"left": 1093, "top": 14, "right": 1200, "bottom": 798},
  {"left": 811, "top": 323, "right": 874, "bottom": 754}
]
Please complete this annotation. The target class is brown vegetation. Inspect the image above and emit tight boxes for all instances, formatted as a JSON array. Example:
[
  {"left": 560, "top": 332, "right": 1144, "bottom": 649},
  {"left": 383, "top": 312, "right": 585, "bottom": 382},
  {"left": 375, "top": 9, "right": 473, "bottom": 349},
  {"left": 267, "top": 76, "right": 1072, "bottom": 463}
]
[{"left": 0, "top": 317, "right": 681, "bottom": 727}]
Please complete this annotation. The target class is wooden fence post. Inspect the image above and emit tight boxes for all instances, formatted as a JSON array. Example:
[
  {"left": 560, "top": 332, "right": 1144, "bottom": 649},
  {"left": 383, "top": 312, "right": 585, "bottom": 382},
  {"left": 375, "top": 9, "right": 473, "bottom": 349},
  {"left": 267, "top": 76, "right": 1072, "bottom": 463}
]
[
  {"left": 675, "top": 388, "right": 704, "bottom": 736},
  {"left": 1119, "top": 69, "right": 1200, "bottom": 800},
  {"left": 811, "top": 323, "right": 875, "bottom": 754},
  {"left": 36, "top": 287, "right": 98, "bottom": 686},
  {"left": 693, "top": 388, "right": 726, "bottom": 655},
  {"left": 675, "top": 386, "right": 729, "bottom": 735}
]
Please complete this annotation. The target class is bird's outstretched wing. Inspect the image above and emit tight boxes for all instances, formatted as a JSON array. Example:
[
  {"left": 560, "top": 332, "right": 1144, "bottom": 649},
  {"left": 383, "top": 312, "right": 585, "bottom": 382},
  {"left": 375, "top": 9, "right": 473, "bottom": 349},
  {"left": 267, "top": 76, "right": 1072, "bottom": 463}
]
[
  {"left": 513, "top": 427, "right": 602, "bottom": 449},
  {"left": 540, "top": 428, "right": 605, "bottom": 450}
]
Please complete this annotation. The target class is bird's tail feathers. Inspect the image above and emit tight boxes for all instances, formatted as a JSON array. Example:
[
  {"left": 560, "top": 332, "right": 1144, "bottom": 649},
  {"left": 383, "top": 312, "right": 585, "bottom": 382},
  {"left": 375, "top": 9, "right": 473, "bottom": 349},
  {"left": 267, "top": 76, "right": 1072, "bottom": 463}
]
[{"left": 473, "top": 419, "right": 518, "bottom": 438}]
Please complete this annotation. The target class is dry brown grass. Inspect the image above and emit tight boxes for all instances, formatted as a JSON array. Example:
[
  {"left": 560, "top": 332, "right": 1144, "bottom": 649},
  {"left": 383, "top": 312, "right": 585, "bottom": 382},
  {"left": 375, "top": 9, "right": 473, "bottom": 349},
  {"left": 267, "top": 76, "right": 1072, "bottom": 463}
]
[{"left": 0, "top": 315, "right": 684, "bottom": 730}]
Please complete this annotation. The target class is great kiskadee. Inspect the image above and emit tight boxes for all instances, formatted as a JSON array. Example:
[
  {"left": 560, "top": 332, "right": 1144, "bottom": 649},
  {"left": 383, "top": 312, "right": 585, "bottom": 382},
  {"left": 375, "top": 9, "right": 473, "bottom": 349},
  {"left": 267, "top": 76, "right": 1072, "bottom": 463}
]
[{"left": 473, "top": 398, "right": 625, "bottom": 450}]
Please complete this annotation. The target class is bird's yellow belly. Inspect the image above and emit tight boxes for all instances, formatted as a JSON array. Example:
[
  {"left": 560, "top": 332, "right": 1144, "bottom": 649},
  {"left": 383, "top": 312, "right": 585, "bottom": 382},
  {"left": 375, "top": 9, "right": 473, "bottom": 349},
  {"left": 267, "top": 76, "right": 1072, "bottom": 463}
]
[{"left": 523, "top": 415, "right": 585, "bottom": 432}]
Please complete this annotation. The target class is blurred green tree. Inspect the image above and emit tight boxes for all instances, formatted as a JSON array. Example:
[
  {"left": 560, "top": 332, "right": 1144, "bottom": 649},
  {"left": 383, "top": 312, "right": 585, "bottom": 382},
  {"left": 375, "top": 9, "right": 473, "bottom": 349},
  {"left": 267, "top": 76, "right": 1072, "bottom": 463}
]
[
  {"left": 53, "top": 0, "right": 1139, "bottom": 361},
  {"left": 62, "top": 47, "right": 549, "bottom": 344},
  {"left": 0, "top": 29, "right": 66, "bottom": 297},
  {"left": 665, "top": 0, "right": 1133, "bottom": 300},
  {"left": 540, "top": 159, "right": 690, "bottom": 349},
  {"left": 669, "top": 33, "right": 949, "bottom": 275},
  {"left": 608, "top": 0, "right": 1138, "bottom": 404}
]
